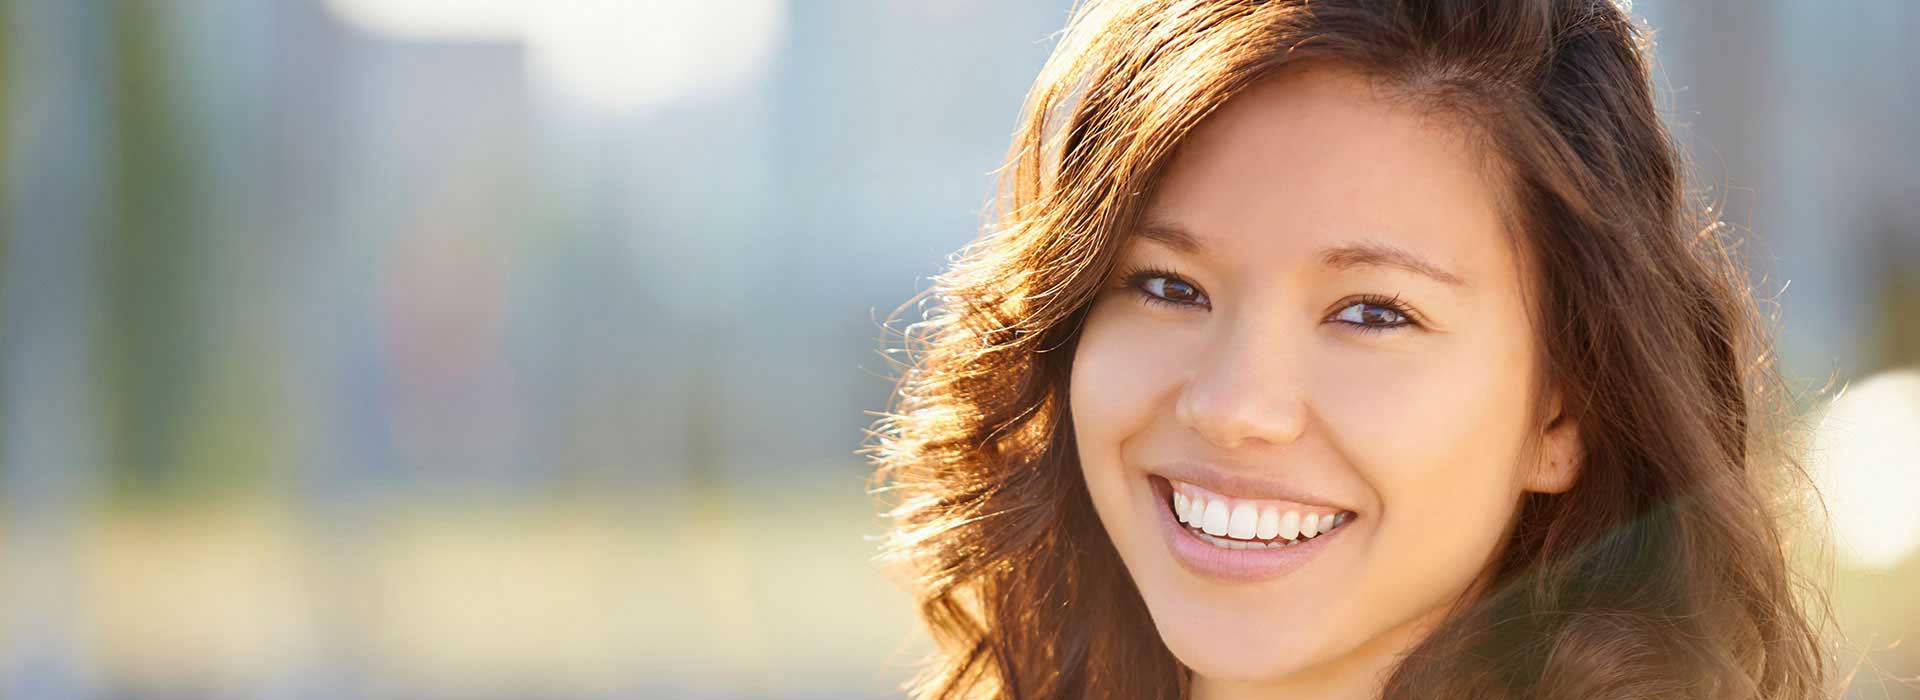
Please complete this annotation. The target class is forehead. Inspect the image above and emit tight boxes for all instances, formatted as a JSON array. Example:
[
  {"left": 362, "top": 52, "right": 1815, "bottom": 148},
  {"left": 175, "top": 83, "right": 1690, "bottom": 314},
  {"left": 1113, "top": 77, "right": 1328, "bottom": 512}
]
[{"left": 1139, "top": 66, "right": 1516, "bottom": 291}]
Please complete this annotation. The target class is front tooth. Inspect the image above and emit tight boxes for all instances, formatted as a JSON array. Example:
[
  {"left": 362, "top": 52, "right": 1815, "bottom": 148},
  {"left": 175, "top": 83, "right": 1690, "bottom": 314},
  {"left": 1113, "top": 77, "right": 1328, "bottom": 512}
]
[
  {"left": 1256, "top": 507, "right": 1280, "bottom": 540},
  {"left": 1202, "top": 499, "right": 1230, "bottom": 536},
  {"left": 1297, "top": 511, "right": 1320, "bottom": 538},
  {"left": 1227, "top": 503, "right": 1258, "bottom": 539},
  {"left": 1174, "top": 492, "right": 1190, "bottom": 523},
  {"left": 1276, "top": 510, "right": 1301, "bottom": 541},
  {"left": 1319, "top": 512, "right": 1336, "bottom": 533}
]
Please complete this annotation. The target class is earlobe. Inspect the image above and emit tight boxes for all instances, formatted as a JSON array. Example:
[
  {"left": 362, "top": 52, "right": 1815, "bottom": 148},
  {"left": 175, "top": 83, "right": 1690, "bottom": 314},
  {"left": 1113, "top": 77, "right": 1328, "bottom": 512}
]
[
  {"left": 1525, "top": 393, "right": 1584, "bottom": 494},
  {"left": 1527, "top": 449, "right": 1581, "bottom": 494}
]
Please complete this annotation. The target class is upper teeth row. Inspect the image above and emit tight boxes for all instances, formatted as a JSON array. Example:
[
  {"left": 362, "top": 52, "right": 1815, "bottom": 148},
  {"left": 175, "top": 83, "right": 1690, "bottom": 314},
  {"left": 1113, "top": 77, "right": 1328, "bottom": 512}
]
[{"left": 1173, "top": 490, "right": 1349, "bottom": 542}]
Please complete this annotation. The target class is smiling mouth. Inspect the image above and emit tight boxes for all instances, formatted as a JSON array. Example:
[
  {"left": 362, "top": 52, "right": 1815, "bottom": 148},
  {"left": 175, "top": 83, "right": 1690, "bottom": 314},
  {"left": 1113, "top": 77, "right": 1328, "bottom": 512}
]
[{"left": 1157, "top": 476, "right": 1357, "bottom": 550}]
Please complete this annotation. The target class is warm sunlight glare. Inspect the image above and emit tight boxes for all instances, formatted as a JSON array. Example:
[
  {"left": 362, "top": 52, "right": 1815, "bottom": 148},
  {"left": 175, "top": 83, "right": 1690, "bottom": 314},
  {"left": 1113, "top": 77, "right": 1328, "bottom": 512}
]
[{"left": 1810, "top": 368, "right": 1920, "bottom": 570}]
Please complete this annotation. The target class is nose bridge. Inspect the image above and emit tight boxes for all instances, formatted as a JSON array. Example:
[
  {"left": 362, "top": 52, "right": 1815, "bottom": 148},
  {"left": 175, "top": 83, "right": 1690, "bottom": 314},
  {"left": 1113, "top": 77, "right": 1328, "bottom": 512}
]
[{"left": 1175, "top": 309, "right": 1310, "bottom": 449}]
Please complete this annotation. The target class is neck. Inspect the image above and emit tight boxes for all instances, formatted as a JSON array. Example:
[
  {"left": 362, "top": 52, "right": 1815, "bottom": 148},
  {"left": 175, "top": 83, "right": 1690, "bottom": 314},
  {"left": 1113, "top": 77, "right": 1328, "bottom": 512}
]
[{"left": 1188, "top": 602, "right": 1449, "bottom": 700}]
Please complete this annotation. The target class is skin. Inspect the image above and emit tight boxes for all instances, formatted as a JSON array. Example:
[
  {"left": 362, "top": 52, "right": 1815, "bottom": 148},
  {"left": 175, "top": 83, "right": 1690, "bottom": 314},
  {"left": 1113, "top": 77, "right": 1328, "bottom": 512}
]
[{"left": 1068, "top": 66, "right": 1584, "bottom": 699}]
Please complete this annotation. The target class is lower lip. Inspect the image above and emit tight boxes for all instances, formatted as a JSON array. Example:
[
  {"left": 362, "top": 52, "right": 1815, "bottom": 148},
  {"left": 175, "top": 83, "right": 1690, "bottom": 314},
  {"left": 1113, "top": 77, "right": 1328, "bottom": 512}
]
[{"left": 1149, "top": 476, "right": 1351, "bottom": 583}]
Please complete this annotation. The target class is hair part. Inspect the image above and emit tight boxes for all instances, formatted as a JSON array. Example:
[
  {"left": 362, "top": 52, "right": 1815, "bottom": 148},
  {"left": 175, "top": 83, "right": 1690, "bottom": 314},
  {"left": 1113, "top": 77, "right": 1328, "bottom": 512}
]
[{"left": 865, "top": 1, "right": 1834, "bottom": 697}]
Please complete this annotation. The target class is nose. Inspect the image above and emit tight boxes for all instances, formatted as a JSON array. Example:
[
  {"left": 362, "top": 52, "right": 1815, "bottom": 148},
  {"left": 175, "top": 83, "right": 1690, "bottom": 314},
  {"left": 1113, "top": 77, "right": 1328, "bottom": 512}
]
[{"left": 1173, "top": 324, "right": 1310, "bottom": 450}]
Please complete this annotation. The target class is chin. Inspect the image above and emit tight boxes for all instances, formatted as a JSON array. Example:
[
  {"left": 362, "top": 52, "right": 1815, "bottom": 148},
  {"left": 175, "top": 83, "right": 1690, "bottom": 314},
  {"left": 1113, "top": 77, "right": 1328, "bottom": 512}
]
[
  {"left": 1140, "top": 587, "right": 1342, "bottom": 683},
  {"left": 1162, "top": 628, "right": 1324, "bottom": 682}
]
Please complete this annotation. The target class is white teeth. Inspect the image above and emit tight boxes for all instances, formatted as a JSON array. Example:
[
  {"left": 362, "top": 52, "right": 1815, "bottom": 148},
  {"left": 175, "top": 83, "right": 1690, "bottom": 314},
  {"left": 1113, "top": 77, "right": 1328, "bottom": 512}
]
[
  {"left": 1276, "top": 510, "right": 1300, "bottom": 541},
  {"left": 1227, "top": 503, "right": 1259, "bottom": 539},
  {"left": 1202, "top": 499, "right": 1230, "bottom": 536},
  {"left": 1256, "top": 508, "right": 1280, "bottom": 540},
  {"left": 1168, "top": 480, "right": 1356, "bottom": 548}
]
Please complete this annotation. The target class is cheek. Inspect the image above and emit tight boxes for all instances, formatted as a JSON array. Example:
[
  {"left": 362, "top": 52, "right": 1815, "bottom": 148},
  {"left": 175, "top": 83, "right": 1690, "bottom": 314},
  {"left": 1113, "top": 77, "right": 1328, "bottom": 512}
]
[
  {"left": 1318, "top": 329, "right": 1536, "bottom": 586},
  {"left": 1069, "top": 305, "right": 1192, "bottom": 543},
  {"left": 1069, "top": 305, "right": 1188, "bottom": 453}
]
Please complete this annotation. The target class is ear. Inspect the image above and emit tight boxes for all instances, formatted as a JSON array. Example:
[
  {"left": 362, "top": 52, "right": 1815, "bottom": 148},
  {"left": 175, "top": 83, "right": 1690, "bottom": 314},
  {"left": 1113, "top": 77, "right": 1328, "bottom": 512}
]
[{"left": 1524, "top": 387, "right": 1583, "bottom": 494}]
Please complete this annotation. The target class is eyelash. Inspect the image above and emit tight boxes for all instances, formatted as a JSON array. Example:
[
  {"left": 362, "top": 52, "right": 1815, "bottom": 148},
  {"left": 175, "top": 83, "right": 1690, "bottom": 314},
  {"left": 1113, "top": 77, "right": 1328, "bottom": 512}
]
[{"left": 1115, "top": 264, "right": 1424, "bottom": 334}]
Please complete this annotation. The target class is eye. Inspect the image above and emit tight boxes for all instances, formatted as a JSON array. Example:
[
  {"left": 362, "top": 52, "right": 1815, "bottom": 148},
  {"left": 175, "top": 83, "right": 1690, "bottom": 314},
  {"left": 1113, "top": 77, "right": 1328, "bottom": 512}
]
[
  {"left": 1329, "top": 294, "right": 1421, "bottom": 334},
  {"left": 1120, "top": 265, "right": 1210, "bottom": 310}
]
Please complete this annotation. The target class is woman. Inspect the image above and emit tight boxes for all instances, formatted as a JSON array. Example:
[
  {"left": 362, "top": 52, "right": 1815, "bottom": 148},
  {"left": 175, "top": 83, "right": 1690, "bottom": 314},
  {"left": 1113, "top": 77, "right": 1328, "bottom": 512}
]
[{"left": 865, "top": 0, "right": 1832, "bottom": 697}]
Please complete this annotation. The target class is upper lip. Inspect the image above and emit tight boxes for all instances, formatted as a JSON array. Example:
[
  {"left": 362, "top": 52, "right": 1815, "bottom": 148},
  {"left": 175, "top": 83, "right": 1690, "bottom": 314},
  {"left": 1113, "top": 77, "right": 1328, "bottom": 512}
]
[{"left": 1151, "top": 460, "right": 1353, "bottom": 511}]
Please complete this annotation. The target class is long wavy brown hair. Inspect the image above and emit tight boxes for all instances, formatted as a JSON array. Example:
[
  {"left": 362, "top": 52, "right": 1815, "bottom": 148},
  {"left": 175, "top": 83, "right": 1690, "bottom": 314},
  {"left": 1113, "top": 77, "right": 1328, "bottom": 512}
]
[{"left": 863, "top": 0, "right": 1833, "bottom": 697}]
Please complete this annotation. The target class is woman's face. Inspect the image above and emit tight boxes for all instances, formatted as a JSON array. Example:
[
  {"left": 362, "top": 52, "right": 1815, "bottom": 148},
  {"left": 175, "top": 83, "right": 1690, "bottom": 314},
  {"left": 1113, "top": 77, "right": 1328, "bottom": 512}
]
[{"left": 1070, "top": 66, "right": 1580, "bottom": 692}]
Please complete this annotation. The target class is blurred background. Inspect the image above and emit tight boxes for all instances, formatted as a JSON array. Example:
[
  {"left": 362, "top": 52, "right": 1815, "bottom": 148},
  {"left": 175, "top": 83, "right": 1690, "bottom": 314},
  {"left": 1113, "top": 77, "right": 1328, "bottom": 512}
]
[{"left": 0, "top": 1, "right": 1915, "bottom": 698}]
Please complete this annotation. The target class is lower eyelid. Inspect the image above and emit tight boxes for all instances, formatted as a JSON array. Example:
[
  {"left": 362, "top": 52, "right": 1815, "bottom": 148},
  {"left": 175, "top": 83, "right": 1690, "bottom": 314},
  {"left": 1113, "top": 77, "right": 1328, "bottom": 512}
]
[{"left": 1332, "top": 319, "right": 1408, "bottom": 334}]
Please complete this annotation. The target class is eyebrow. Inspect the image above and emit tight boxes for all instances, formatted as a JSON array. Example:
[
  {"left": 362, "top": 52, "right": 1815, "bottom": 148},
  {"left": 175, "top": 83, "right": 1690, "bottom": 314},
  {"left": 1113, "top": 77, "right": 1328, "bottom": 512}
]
[{"left": 1132, "top": 219, "right": 1468, "bottom": 288}]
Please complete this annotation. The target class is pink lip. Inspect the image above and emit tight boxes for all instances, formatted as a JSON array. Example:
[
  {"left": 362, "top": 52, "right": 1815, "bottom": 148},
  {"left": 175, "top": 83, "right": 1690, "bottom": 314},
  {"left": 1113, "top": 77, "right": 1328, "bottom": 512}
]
[
  {"left": 1150, "top": 460, "right": 1349, "bottom": 509},
  {"left": 1149, "top": 476, "right": 1351, "bottom": 583}
]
